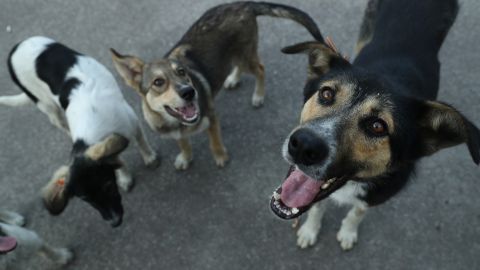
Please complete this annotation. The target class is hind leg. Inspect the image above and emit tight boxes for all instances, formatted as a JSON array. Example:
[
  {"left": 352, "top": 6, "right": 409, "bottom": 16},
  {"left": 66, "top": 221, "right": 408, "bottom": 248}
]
[
  {"left": 223, "top": 66, "right": 242, "bottom": 89},
  {"left": 37, "top": 102, "right": 70, "bottom": 135},
  {"left": 246, "top": 55, "right": 265, "bottom": 108}
]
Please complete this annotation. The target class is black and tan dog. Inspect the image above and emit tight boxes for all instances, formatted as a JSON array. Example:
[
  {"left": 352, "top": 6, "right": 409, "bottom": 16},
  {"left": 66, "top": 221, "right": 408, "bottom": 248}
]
[
  {"left": 110, "top": 1, "right": 323, "bottom": 170},
  {"left": 270, "top": 0, "right": 480, "bottom": 250}
]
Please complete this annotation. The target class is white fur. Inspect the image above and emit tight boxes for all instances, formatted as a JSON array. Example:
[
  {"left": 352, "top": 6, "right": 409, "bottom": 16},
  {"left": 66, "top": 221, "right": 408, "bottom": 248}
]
[
  {"left": 4, "top": 36, "right": 158, "bottom": 173},
  {"left": 296, "top": 181, "right": 368, "bottom": 250},
  {"left": 174, "top": 152, "right": 192, "bottom": 170},
  {"left": 0, "top": 210, "right": 73, "bottom": 268},
  {"left": 223, "top": 66, "right": 241, "bottom": 89}
]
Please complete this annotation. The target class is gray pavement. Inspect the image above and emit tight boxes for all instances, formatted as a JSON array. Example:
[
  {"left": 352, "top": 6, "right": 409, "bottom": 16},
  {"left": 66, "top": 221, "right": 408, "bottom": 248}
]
[{"left": 0, "top": 0, "right": 479, "bottom": 269}]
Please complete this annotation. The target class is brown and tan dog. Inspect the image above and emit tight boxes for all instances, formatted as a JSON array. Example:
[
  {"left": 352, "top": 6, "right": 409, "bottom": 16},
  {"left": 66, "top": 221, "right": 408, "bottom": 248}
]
[{"left": 110, "top": 1, "right": 323, "bottom": 170}]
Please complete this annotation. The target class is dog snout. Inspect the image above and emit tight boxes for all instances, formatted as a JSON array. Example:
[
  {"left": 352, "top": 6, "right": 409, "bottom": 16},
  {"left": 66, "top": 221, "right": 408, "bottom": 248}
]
[
  {"left": 288, "top": 129, "right": 329, "bottom": 166},
  {"left": 178, "top": 85, "right": 196, "bottom": 101}
]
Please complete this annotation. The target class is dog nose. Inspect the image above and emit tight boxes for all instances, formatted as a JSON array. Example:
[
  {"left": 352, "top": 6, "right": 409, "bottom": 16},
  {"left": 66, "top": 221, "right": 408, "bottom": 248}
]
[
  {"left": 288, "top": 129, "right": 329, "bottom": 166},
  {"left": 178, "top": 86, "right": 196, "bottom": 101}
]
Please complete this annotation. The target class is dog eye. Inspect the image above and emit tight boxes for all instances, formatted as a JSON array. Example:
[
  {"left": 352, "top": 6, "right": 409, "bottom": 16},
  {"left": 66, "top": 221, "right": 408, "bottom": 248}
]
[
  {"left": 153, "top": 78, "right": 165, "bottom": 87},
  {"left": 318, "top": 86, "right": 335, "bottom": 105},
  {"left": 365, "top": 118, "right": 388, "bottom": 137},
  {"left": 177, "top": 68, "right": 186, "bottom": 76}
]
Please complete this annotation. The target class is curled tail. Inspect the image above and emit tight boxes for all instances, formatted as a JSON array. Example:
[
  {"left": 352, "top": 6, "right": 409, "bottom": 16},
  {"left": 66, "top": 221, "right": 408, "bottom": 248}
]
[
  {"left": 0, "top": 93, "right": 32, "bottom": 107},
  {"left": 249, "top": 2, "right": 324, "bottom": 42}
]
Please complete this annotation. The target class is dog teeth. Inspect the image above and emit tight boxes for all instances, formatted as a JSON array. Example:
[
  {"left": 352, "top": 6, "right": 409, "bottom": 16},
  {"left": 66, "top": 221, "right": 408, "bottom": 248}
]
[
  {"left": 292, "top": 208, "right": 299, "bottom": 214},
  {"left": 321, "top": 177, "right": 337, "bottom": 190},
  {"left": 273, "top": 191, "right": 281, "bottom": 200},
  {"left": 321, "top": 182, "right": 330, "bottom": 190},
  {"left": 274, "top": 200, "right": 279, "bottom": 206}
]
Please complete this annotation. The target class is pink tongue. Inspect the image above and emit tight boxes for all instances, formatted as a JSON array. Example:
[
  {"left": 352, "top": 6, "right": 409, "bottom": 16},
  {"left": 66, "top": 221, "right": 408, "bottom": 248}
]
[
  {"left": 0, "top": 236, "right": 17, "bottom": 253},
  {"left": 179, "top": 104, "right": 197, "bottom": 119},
  {"left": 281, "top": 168, "right": 323, "bottom": 208}
]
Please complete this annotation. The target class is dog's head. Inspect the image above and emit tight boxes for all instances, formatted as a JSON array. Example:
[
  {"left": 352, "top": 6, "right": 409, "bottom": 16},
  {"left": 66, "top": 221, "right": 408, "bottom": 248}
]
[
  {"left": 271, "top": 41, "right": 480, "bottom": 219},
  {"left": 42, "top": 134, "right": 129, "bottom": 227},
  {"left": 110, "top": 48, "right": 200, "bottom": 126}
]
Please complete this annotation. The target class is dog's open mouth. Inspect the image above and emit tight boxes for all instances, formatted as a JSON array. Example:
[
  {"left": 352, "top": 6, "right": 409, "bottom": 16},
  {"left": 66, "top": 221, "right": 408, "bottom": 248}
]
[
  {"left": 270, "top": 166, "right": 348, "bottom": 219},
  {"left": 165, "top": 103, "right": 199, "bottom": 124},
  {"left": 0, "top": 236, "right": 17, "bottom": 254}
]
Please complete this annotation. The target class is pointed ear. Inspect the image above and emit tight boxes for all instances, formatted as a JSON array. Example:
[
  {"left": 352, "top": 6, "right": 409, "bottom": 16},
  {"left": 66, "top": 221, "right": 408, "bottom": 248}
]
[
  {"left": 168, "top": 44, "right": 191, "bottom": 59},
  {"left": 110, "top": 48, "right": 144, "bottom": 93},
  {"left": 416, "top": 101, "right": 480, "bottom": 164},
  {"left": 42, "top": 166, "right": 71, "bottom": 215},
  {"left": 85, "top": 134, "right": 129, "bottom": 161},
  {"left": 281, "top": 41, "right": 351, "bottom": 77}
]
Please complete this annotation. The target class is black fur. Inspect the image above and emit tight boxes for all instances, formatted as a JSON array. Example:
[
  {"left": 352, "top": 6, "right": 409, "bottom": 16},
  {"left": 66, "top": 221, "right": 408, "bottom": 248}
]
[
  {"left": 66, "top": 139, "right": 124, "bottom": 227},
  {"left": 279, "top": 0, "right": 475, "bottom": 212},
  {"left": 35, "top": 43, "right": 81, "bottom": 109}
]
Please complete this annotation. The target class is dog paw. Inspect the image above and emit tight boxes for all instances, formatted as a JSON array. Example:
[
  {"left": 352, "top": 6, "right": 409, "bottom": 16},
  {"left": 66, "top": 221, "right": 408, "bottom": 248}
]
[
  {"left": 174, "top": 153, "right": 192, "bottom": 170},
  {"left": 144, "top": 154, "right": 160, "bottom": 169},
  {"left": 53, "top": 248, "right": 74, "bottom": 265},
  {"left": 3, "top": 211, "right": 26, "bottom": 226},
  {"left": 116, "top": 173, "right": 134, "bottom": 192},
  {"left": 223, "top": 77, "right": 241, "bottom": 89},
  {"left": 213, "top": 150, "right": 229, "bottom": 168},
  {"left": 296, "top": 223, "right": 320, "bottom": 249},
  {"left": 336, "top": 227, "right": 358, "bottom": 251},
  {"left": 251, "top": 94, "right": 264, "bottom": 108}
]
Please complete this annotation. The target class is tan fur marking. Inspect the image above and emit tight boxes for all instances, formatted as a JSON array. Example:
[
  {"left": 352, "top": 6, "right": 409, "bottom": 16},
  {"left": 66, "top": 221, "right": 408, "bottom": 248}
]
[
  {"left": 342, "top": 97, "right": 394, "bottom": 178},
  {"left": 85, "top": 134, "right": 129, "bottom": 161},
  {"left": 300, "top": 82, "right": 354, "bottom": 123}
]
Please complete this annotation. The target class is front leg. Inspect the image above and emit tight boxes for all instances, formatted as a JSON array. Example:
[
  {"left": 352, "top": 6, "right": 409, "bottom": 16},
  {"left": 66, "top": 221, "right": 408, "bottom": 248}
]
[
  {"left": 296, "top": 201, "right": 327, "bottom": 248},
  {"left": 135, "top": 126, "right": 160, "bottom": 168},
  {"left": 337, "top": 204, "right": 367, "bottom": 250},
  {"left": 174, "top": 138, "right": 193, "bottom": 170},
  {"left": 115, "top": 161, "right": 133, "bottom": 192},
  {"left": 207, "top": 114, "right": 228, "bottom": 167},
  {"left": 0, "top": 210, "right": 25, "bottom": 226}
]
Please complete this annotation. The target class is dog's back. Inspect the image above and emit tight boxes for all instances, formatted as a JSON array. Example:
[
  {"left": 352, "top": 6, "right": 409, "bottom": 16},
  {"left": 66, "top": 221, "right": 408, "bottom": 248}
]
[{"left": 354, "top": 0, "right": 459, "bottom": 99}]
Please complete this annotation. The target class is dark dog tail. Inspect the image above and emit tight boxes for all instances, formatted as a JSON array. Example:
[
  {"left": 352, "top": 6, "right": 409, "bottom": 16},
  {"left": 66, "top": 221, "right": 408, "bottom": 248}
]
[{"left": 248, "top": 2, "right": 324, "bottom": 42}]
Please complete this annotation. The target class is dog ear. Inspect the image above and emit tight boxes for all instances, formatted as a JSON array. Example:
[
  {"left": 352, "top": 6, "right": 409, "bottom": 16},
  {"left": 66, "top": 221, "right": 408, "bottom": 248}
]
[
  {"left": 110, "top": 48, "right": 144, "bottom": 93},
  {"left": 42, "top": 166, "right": 71, "bottom": 215},
  {"left": 85, "top": 134, "right": 129, "bottom": 162},
  {"left": 281, "top": 41, "right": 350, "bottom": 78},
  {"left": 416, "top": 101, "right": 480, "bottom": 164}
]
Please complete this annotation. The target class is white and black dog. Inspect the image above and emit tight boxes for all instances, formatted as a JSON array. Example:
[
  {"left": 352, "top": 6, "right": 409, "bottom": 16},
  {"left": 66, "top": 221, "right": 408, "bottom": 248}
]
[
  {"left": 0, "top": 36, "right": 159, "bottom": 227},
  {"left": 0, "top": 210, "right": 73, "bottom": 268}
]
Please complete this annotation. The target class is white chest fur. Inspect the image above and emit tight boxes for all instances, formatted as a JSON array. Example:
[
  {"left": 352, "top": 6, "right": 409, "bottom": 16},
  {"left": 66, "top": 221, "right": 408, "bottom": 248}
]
[{"left": 329, "top": 181, "right": 367, "bottom": 206}]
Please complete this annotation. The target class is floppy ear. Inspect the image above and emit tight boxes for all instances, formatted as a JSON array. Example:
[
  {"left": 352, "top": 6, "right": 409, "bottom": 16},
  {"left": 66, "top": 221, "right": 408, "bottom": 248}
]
[
  {"left": 281, "top": 41, "right": 351, "bottom": 78},
  {"left": 416, "top": 101, "right": 480, "bottom": 164},
  {"left": 85, "top": 134, "right": 129, "bottom": 162},
  {"left": 110, "top": 48, "right": 144, "bottom": 93},
  {"left": 42, "top": 166, "right": 71, "bottom": 215}
]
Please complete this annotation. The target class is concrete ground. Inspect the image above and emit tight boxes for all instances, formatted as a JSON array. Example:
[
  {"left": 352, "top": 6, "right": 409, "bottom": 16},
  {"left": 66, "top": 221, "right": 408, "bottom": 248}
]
[{"left": 0, "top": 0, "right": 479, "bottom": 269}]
